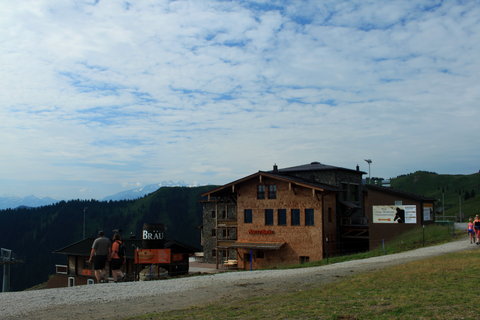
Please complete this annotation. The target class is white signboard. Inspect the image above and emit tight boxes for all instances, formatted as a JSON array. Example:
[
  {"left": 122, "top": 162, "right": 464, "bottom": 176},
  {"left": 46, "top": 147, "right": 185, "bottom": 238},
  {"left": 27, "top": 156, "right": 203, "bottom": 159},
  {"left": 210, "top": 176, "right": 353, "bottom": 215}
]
[
  {"left": 423, "top": 204, "right": 433, "bottom": 221},
  {"left": 373, "top": 205, "right": 417, "bottom": 224}
]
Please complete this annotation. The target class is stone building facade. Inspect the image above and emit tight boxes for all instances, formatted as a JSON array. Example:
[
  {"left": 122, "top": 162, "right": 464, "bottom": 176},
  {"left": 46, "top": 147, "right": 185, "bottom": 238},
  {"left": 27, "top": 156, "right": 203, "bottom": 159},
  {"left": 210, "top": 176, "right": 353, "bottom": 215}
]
[
  {"left": 201, "top": 162, "right": 366, "bottom": 268},
  {"left": 201, "top": 162, "right": 435, "bottom": 270}
]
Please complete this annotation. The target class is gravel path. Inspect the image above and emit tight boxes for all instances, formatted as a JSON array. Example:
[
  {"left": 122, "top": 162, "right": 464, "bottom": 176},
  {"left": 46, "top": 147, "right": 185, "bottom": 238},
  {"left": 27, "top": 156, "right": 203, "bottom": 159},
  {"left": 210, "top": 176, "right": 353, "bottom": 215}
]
[{"left": 1, "top": 239, "right": 475, "bottom": 320}]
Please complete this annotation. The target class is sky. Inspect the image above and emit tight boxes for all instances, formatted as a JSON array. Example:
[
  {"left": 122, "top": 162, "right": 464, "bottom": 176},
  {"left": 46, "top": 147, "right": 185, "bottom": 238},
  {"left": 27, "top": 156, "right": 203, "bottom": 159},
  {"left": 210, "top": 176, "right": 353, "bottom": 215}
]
[{"left": 1, "top": 0, "right": 479, "bottom": 200}]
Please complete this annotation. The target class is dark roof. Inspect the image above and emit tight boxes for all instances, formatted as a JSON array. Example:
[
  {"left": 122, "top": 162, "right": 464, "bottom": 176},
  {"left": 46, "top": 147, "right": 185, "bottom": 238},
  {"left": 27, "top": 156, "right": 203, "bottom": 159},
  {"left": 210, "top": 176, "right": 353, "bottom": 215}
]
[
  {"left": 365, "top": 184, "right": 436, "bottom": 202},
  {"left": 54, "top": 238, "right": 199, "bottom": 258},
  {"left": 265, "top": 171, "right": 340, "bottom": 191},
  {"left": 202, "top": 170, "right": 339, "bottom": 197},
  {"left": 273, "top": 162, "right": 366, "bottom": 175},
  {"left": 54, "top": 238, "right": 95, "bottom": 257}
]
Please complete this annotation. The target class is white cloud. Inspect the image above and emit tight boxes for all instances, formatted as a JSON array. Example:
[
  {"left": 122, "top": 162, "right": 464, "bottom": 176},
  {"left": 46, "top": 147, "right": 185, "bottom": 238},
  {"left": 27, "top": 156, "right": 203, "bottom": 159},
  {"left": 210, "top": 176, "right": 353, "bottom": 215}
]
[{"left": 0, "top": 0, "right": 479, "bottom": 198}]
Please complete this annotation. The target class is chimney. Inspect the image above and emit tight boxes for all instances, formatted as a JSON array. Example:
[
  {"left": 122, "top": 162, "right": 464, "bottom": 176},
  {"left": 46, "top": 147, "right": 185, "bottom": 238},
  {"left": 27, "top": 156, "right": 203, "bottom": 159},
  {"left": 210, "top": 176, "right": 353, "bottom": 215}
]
[
  {"left": 356, "top": 164, "right": 359, "bottom": 171},
  {"left": 273, "top": 163, "right": 278, "bottom": 173}
]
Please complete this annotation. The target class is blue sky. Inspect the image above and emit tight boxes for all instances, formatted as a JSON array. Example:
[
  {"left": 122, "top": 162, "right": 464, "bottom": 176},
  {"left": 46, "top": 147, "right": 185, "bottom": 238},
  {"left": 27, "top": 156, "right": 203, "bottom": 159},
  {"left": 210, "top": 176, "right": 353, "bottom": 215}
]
[{"left": 1, "top": 0, "right": 479, "bottom": 199}]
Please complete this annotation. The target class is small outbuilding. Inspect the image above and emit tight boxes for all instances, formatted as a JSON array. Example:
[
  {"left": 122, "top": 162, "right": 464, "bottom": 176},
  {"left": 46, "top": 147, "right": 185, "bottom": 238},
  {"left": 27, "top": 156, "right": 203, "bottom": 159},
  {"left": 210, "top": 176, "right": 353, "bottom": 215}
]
[{"left": 48, "top": 238, "right": 197, "bottom": 288}]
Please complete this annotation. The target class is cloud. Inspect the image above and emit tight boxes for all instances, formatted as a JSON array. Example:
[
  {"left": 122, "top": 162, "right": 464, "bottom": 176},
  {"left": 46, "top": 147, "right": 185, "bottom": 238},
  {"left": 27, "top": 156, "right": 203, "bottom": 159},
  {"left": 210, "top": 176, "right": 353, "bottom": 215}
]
[{"left": 0, "top": 0, "right": 479, "bottom": 198}]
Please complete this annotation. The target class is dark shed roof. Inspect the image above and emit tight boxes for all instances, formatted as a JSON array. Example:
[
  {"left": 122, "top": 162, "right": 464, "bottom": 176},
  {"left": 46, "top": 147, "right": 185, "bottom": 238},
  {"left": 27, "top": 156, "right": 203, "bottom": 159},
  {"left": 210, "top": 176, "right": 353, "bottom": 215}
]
[{"left": 273, "top": 162, "right": 366, "bottom": 175}]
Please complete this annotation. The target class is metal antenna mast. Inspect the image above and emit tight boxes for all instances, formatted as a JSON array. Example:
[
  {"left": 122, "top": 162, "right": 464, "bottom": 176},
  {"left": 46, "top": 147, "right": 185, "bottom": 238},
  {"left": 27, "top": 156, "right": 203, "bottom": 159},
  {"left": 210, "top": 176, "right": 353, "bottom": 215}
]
[
  {"left": 364, "top": 159, "right": 372, "bottom": 184},
  {"left": 83, "top": 207, "right": 88, "bottom": 239}
]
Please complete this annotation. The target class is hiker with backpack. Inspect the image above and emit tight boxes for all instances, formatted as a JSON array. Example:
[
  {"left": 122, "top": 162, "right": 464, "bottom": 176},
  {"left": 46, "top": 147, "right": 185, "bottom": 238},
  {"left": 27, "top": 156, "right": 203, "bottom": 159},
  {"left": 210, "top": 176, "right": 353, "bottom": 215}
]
[{"left": 110, "top": 232, "right": 126, "bottom": 282}]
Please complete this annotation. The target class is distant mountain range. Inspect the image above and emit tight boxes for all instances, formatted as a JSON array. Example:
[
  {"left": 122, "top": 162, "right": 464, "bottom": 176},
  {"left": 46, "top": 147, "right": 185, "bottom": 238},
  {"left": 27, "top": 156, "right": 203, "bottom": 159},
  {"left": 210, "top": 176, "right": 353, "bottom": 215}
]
[
  {"left": 0, "top": 195, "right": 58, "bottom": 210},
  {"left": 101, "top": 181, "right": 189, "bottom": 201},
  {"left": 0, "top": 181, "right": 189, "bottom": 209}
]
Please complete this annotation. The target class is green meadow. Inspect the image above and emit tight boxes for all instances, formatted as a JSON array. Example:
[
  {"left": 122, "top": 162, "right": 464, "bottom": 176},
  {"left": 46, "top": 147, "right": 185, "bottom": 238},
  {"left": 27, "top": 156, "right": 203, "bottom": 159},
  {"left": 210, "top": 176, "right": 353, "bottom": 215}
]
[{"left": 130, "top": 225, "right": 474, "bottom": 320}]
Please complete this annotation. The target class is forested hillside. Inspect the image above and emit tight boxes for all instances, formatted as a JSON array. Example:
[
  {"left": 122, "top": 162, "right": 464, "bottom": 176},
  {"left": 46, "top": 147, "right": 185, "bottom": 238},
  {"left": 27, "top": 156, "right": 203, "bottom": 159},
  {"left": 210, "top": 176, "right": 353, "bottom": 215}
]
[
  {"left": 2, "top": 171, "right": 479, "bottom": 292},
  {"left": 390, "top": 171, "right": 480, "bottom": 219},
  {"left": 0, "top": 186, "right": 214, "bottom": 291}
]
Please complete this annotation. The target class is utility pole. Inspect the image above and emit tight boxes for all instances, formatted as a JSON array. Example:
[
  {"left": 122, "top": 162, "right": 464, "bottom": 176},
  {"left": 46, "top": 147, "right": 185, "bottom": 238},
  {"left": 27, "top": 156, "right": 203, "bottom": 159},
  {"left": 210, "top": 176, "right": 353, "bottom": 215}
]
[
  {"left": 442, "top": 188, "right": 445, "bottom": 221},
  {"left": 1, "top": 248, "right": 23, "bottom": 292},
  {"left": 83, "top": 207, "right": 88, "bottom": 239},
  {"left": 459, "top": 192, "right": 462, "bottom": 222},
  {"left": 364, "top": 159, "right": 372, "bottom": 184}
]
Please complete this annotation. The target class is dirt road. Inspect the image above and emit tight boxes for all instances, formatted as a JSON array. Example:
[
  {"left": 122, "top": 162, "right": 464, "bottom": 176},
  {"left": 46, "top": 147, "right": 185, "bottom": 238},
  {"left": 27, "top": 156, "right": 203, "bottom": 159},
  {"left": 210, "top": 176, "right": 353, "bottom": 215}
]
[{"left": 2, "top": 239, "right": 475, "bottom": 320}]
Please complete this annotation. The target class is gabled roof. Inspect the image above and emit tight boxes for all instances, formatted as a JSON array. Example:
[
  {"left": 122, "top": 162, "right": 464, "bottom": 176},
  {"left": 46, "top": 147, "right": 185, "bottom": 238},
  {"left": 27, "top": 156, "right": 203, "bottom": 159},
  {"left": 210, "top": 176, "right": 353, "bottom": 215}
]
[
  {"left": 202, "top": 170, "right": 339, "bottom": 197},
  {"left": 365, "top": 184, "right": 436, "bottom": 202},
  {"left": 274, "top": 161, "right": 366, "bottom": 175}
]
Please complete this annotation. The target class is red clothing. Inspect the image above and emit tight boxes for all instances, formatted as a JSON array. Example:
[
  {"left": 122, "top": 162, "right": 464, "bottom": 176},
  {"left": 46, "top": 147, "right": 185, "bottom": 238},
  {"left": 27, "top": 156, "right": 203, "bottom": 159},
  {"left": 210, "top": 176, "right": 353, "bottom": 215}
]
[{"left": 111, "top": 240, "right": 122, "bottom": 259}]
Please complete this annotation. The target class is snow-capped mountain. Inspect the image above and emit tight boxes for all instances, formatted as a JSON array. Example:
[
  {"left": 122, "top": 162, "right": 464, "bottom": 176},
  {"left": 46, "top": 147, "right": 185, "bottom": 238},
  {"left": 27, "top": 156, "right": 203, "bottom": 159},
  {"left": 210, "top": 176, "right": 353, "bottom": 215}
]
[
  {"left": 102, "top": 181, "right": 189, "bottom": 201},
  {"left": 0, "top": 195, "right": 58, "bottom": 210}
]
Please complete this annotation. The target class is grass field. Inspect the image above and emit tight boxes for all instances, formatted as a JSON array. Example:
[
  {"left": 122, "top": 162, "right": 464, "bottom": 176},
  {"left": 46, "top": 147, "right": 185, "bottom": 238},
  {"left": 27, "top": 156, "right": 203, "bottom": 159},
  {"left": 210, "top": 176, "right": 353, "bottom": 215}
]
[
  {"left": 130, "top": 225, "right": 472, "bottom": 320},
  {"left": 131, "top": 249, "right": 480, "bottom": 320}
]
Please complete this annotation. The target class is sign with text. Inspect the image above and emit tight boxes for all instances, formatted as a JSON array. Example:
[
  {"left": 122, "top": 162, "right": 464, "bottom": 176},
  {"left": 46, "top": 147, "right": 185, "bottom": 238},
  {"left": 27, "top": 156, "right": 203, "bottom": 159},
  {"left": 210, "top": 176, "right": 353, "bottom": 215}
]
[
  {"left": 135, "top": 249, "right": 171, "bottom": 264},
  {"left": 373, "top": 205, "right": 417, "bottom": 224},
  {"left": 248, "top": 229, "right": 275, "bottom": 235}
]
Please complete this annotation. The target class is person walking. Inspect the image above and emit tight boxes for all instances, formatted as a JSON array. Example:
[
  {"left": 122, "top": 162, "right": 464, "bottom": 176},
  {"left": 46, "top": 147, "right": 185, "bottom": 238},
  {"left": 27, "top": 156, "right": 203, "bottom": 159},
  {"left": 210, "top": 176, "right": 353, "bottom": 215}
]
[
  {"left": 474, "top": 215, "right": 480, "bottom": 244},
  {"left": 88, "top": 231, "right": 111, "bottom": 283},
  {"left": 468, "top": 217, "right": 475, "bottom": 244},
  {"left": 110, "top": 233, "right": 126, "bottom": 282}
]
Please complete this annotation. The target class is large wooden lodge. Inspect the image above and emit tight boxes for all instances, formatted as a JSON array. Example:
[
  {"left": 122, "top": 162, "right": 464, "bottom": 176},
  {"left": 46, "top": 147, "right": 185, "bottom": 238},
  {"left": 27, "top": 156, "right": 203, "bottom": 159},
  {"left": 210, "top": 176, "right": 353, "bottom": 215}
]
[{"left": 201, "top": 162, "right": 435, "bottom": 270}]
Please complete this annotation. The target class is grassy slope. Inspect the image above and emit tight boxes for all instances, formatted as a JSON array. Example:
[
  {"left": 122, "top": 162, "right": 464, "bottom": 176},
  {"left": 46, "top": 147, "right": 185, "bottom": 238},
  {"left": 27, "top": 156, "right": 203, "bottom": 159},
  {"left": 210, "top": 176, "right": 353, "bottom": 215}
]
[
  {"left": 390, "top": 171, "right": 480, "bottom": 220},
  {"left": 129, "top": 225, "right": 466, "bottom": 320},
  {"left": 137, "top": 250, "right": 479, "bottom": 320}
]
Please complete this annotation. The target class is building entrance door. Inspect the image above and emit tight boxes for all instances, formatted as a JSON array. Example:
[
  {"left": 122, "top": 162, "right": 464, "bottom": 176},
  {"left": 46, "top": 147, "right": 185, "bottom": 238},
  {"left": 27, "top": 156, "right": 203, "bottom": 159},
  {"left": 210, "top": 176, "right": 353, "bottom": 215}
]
[{"left": 244, "top": 253, "right": 252, "bottom": 270}]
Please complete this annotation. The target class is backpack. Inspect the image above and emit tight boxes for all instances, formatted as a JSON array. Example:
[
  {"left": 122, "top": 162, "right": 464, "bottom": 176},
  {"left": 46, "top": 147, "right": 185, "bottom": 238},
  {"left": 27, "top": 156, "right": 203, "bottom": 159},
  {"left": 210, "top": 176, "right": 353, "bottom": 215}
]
[{"left": 116, "top": 241, "right": 126, "bottom": 259}]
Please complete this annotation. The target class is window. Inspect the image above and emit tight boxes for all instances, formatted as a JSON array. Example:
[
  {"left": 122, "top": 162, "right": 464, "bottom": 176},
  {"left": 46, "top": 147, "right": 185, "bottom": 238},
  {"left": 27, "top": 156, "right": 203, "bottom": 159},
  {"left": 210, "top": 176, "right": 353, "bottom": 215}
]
[
  {"left": 211, "top": 210, "right": 216, "bottom": 218},
  {"left": 291, "top": 209, "right": 300, "bottom": 226},
  {"left": 341, "top": 183, "right": 348, "bottom": 201},
  {"left": 352, "top": 184, "right": 359, "bottom": 201},
  {"left": 265, "top": 209, "right": 274, "bottom": 225},
  {"left": 277, "top": 209, "right": 287, "bottom": 226},
  {"left": 221, "top": 210, "right": 226, "bottom": 219},
  {"left": 212, "top": 249, "right": 216, "bottom": 257},
  {"left": 244, "top": 209, "right": 253, "bottom": 223},
  {"left": 68, "top": 277, "right": 75, "bottom": 287},
  {"left": 256, "top": 251, "right": 265, "bottom": 259},
  {"left": 268, "top": 185, "right": 277, "bottom": 199},
  {"left": 87, "top": 279, "right": 95, "bottom": 285},
  {"left": 211, "top": 229, "right": 216, "bottom": 237},
  {"left": 222, "top": 228, "right": 228, "bottom": 238},
  {"left": 299, "top": 256, "right": 310, "bottom": 264},
  {"left": 257, "top": 185, "right": 265, "bottom": 199},
  {"left": 305, "top": 208, "right": 314, "bottom": 226}
]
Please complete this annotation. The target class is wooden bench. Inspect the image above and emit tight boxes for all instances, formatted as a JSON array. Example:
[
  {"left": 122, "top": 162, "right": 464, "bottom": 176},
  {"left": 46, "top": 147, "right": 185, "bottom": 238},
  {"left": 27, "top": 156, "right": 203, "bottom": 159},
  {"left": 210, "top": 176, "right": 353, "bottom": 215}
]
[{"left": 223, "top": 259, "right": 238, "bottom": 269}]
